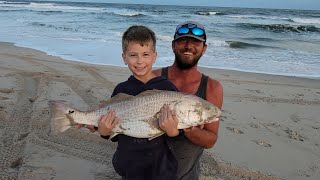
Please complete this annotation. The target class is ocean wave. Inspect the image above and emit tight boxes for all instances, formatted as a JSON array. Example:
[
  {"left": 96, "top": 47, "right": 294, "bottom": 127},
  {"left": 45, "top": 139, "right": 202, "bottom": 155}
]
[
  {"left": 0, "top": 0, "right": 28, "bottom": 5},
  {"left": 229, "top": 14, "right": 291, "bottom": 21},
  {"left": 111, "top": 12, "right": 144, "bottom": 17},
  {"left": 291, "top": 18, "right": 320, "bottom": 25},
  {"left": 243, "top": 37, "right": 278, "bottom": 42},
  {"left": 195, "top": 11, "right": 225, "bottom": 16},
  {"left": 225, "top": 41, "right": 271, "bottom": 49},
  {"left": 29, "top": 22, "right": 78, "bottom": 32},
  {"left": 0, "top": 1, "right": 104, "bottom": 12},
  {"left": 239, "top": 23, "right": 320, "bottom": 33},
  {"left": 102, "top": 7, "right": 145, "bottom": 17}
]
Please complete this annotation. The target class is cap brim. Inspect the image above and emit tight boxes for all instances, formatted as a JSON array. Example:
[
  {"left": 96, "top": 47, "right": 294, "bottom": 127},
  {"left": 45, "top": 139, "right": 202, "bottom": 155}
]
[{"left": 174, "top": 34, "right": 205, "bottom": 42}]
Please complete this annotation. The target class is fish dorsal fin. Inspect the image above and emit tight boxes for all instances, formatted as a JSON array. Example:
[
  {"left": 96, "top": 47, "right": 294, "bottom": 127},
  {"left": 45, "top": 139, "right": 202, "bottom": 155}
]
[
  {"left": 137, "top": 89, "right": 164, "bottom": 97},
  {"left": 100, "top": 93, "right": 134, "bottom": 106}
]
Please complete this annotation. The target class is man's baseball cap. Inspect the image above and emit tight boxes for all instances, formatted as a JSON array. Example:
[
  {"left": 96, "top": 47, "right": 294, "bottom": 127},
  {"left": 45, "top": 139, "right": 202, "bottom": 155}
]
[{"left": 173, "top": 21, "right": 206, "bottom": 42}]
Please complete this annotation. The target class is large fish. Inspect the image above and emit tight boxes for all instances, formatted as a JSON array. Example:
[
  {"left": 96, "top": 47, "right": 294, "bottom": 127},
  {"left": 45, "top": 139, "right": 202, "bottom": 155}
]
[{"left": 48, "top": 90, "right": 221, "bottom": 139}]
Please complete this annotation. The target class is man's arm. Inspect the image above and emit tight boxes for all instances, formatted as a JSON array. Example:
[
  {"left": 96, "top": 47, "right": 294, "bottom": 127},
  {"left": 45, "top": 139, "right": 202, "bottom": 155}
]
[{"left": 184, "top": 78, "right": 223, "bottom": 149}]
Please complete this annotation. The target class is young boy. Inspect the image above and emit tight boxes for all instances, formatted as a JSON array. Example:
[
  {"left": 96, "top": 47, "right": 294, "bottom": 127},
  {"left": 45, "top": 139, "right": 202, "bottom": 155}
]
[{"left": 98, "top": 25, "right": 179, "bottom": 180}]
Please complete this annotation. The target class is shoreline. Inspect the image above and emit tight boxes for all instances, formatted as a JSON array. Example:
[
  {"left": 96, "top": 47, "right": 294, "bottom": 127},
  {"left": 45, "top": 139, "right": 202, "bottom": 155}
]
[
  {"left": 3, "top": 41, "right": 320, "bottom": 80},
  {"left": 1, "top": 42, "right": 320, "bottom": 180}
]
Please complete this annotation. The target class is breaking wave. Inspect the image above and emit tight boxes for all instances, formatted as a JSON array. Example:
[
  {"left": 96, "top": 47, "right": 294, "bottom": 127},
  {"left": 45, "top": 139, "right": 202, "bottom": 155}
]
[
  {"left": 226, "top": 41, "right": 272, "bottom": 49},
  {"left": 239, "top": 23, "right": 320, "bottom": 33},
  {"left": 195, "top": 11, "right": 226, "bottom": 16}
]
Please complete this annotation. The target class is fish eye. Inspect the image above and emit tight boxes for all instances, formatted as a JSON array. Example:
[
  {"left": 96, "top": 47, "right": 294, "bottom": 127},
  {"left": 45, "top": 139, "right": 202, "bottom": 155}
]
[{"left": 68, "top": 110, "right": 74, "bottom": 114}]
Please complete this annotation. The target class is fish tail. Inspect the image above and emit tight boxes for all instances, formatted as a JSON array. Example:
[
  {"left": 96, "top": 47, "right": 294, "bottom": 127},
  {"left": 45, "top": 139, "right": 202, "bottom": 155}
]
[{"left": 48, "top": 100, "right": 76, "bottom": 135}]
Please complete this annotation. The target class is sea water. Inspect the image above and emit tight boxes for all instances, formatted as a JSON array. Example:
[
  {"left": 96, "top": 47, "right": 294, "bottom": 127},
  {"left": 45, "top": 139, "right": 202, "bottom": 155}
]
[{"left": 1, "top": 0, "right": 320, "bottom": 78}]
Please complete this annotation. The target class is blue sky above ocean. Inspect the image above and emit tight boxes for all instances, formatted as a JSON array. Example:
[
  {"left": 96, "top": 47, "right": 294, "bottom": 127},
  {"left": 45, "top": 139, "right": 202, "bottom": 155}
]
[{"left": 1, "top": 0, "right": 320, "bottom": 78}]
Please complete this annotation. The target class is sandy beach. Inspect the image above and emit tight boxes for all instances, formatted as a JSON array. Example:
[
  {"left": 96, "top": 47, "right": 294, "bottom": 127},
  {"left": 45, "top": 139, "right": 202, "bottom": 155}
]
[{"left": 0, "top": 42, "right": 319, "bottom": 180}]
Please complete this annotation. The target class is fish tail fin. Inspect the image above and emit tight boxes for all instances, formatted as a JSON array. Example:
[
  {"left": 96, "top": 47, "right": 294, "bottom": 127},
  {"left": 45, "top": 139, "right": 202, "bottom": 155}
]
[{"left": 48, "top": 100, "right": 76, "bottom": 135}]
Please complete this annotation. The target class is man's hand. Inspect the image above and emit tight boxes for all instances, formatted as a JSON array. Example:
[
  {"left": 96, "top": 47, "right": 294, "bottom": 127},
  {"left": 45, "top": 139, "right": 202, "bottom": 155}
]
[
  {"left": 158, "top": 104, "right": 179, "bottom": 137},
  {"left": 98, "top": 110, "right": 119, "bottom": 136}
]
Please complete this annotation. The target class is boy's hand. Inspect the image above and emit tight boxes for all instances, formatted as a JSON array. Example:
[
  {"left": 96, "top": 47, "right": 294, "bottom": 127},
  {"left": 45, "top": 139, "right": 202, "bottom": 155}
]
[
  {"left": 158, "top": 104, "right": 179, "bottom": 137},
  {"left": 98, "top": 110, "right": 119, "bottom": 136}
]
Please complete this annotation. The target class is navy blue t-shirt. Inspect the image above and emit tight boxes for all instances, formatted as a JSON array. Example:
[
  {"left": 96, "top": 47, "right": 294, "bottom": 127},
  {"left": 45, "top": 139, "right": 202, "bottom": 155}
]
[{"left": 112, "top": 75, "right": 178, "bottom": 97}]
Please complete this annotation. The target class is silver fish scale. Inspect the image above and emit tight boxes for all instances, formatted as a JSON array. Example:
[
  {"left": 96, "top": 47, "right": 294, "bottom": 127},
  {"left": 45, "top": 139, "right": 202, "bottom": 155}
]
[
  {"left": 109, "top": 92, "right": 177, "bottom": 122},
  {"left": 102, "top": 91, "right": 184, "bottom": 138}
]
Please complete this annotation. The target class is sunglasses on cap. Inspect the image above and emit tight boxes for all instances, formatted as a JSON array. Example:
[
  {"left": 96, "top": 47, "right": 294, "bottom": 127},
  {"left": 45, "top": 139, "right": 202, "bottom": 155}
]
[{"left": 177, "top": 23, "right": 205, "bottom": 36}]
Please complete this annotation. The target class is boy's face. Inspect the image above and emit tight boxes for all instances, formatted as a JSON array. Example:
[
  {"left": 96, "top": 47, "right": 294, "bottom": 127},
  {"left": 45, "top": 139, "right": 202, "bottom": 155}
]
[{"left": 122, "top": 41, "right": 157, "bottom": 83}]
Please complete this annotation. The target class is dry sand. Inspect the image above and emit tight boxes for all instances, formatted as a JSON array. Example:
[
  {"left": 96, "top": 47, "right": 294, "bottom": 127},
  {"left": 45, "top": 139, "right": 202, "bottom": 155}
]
[{"left": 0, "top": 42, "right": 319, "bottom": 180}]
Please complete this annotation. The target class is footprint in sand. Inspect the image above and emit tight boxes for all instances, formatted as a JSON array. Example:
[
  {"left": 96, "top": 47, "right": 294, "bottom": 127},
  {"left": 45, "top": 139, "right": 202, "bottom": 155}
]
[
  {"left": 247, "top": 89, "right": 263, "bottom": 94},
  {"left": 253, "top": 140, "right": 272, "bottom": 147},
  {"left": 220, "top": 110, "right": 236, "bottom": 121},
  {"left": 249, "top": 123, "right": 260, "bottom": 128},
  {"left": 290, "top": 113, "right": 301, "bottom": 123},
  {"left": 295, "top": 93, "right": 304, "bottom": 98},
  {"left": 0, "top": 96, "right": 9, "bottom": 100},
  {"left": 0, "top": 88, "right": 14, "bottom": 94},
  {"left": 265, "top": 122, "right": 281, "bottom": 128},
  {"left": 285, "top": 128, "right": 305, "bottom": 141},
  {"left": 226, "top": 127, "right": 244, "bottom": 134}
]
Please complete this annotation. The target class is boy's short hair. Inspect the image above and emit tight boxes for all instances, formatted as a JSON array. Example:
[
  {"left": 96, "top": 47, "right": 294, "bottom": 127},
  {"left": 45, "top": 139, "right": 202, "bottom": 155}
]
[{"left": 122, "top": 25, "right": 156, "bottom": 52}]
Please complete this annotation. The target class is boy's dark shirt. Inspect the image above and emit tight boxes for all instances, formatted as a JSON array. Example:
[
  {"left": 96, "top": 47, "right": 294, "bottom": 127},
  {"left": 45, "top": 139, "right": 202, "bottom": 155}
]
[{"left": 110, "top": 75, "right": 179, "bottom": 179}]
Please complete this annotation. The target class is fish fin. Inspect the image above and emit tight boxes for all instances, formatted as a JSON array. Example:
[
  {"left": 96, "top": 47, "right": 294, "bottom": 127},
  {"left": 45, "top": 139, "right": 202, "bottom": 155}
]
[
  {"left": 100, "top": 93, "right": 134, "bottom": 106},
  {"left": 109, "top": 132, "right": 118, "bottom": 140},
  {"left": 148, "top": 132, "right": 165, "bottom": 140},
  {"left": 48, "top": 100, "right": 76, "bottom": 135}
]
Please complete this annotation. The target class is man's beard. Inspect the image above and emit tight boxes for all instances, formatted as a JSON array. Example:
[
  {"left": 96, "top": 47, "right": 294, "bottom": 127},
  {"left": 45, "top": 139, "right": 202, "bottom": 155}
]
[{"left": 175, "top": 53, "right": 201, "bottom": 70}]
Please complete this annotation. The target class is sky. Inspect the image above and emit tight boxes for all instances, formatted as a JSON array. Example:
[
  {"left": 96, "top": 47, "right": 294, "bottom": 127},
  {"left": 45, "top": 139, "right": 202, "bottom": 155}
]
[{"left": 60, "top": 0, "right": 320, "bottom": 10}]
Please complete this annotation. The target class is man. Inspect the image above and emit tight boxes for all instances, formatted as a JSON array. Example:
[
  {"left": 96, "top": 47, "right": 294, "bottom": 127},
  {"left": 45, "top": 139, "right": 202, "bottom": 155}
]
[{"left": 153, "top": 21, "right": 223, "bottom": 180}]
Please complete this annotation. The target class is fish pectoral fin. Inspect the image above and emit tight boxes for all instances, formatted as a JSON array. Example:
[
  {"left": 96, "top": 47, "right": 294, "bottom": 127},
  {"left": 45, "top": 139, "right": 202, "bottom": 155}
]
[
  {"left": 108, "top": 132, "right": 118, "bottom": 140},
  {"left": 148, "top": 132, "right": 165, "bottom": 141}
]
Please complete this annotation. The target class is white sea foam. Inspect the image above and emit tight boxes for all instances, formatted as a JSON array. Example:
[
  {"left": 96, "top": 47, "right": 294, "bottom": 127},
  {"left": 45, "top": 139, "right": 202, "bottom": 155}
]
[
  {"left": 207, "top": 39, "right": 229, "bottom": 47},
  {"left": 0, "top": 1, "right": 104, "bottom": 12},
  {"left": 292, "top": 18, "right": 320, "bottom": 25},
  {"left": 196, "top": 11, "right": 221, "bottom": 15},
  {"left": 228, "top": 14, "right": 290, "bottom": 21}
]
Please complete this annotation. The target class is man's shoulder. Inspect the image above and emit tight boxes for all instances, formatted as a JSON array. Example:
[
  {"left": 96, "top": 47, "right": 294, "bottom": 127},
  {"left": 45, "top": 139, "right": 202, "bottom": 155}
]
[
  {"left": 204, "top": 75, "right": 222, "bottom": 89},
  {"left": 205, "top": 76, "right": 223, "bottom": 109}
]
